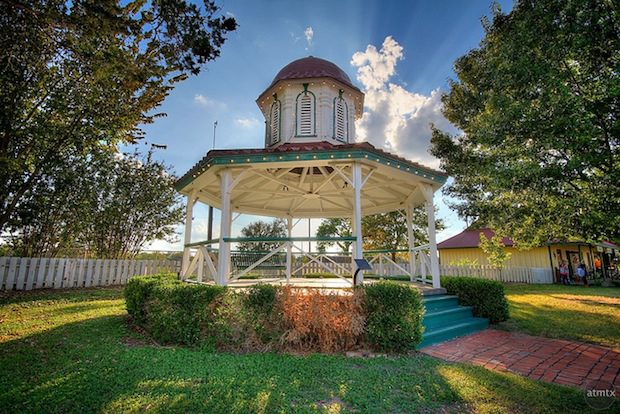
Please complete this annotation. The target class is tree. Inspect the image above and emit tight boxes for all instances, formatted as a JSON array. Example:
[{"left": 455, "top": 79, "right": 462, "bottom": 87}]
[
  {"left": 0, "top": 0, "right": 236, "bottom": 232},
  {"left": 479, "top": 233, "right": 512, "bottom": 272},
  {"left": 83, "top": 150, "right": 184, "bottom": 258},
  {"left": 363, "top": 210, "right": 444, "bottom": 261},
  {"left": 6, "top": 149, "right": 184, "bottom": 258},
  {"left": 315, "top": 207, "right": 444, "bottom": 260},
  {"left": 238, "top": 219, "right": 287, "bottom": 252},
  {"left": 431, "top": 0, "right": 619, "bottom": 247},
  {"left": 316, "top": 218, "right": 352, "bottom": 253}
]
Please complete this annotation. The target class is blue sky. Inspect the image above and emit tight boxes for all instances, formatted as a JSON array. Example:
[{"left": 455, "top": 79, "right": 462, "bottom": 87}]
[{"left": 141, "top": 0, "right": 514, "bottom": 251}]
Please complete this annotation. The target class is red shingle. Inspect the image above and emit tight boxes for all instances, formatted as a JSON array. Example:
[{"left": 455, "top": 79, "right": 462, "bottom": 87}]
[{"left": 438, "top": 228, "right": 515, "bottom": 249}]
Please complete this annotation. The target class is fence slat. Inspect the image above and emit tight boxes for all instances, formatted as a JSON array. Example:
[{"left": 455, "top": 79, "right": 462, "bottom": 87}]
[
  {"left": 36, "top": 258, "right": 47, "bottom": 289},
  {"left": 6, "top": 257, "right": 19, "bottom": 290},
  {"left": 53, "top": 259, "right": 66, "bottom": 289},
  {"left": 25, "top": 258, "right": 39, "bottom": 291},
  {"left": 14, "top": 257, "right": 28, "bottom": 291},
  {"left": 0, "top": 257, "right": 8, "bottom": 290},
  {"left": 102, "top": 259, "right": 110, "bottom": 285}
]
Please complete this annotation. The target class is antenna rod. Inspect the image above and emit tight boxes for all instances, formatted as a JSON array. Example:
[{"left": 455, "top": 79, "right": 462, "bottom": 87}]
[{"left": 213, "top": 120, "right": 217, "bottom": 149}]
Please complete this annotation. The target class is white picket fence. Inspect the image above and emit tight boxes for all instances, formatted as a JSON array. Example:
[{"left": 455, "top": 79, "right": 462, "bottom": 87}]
[
  {"left": 439, "top": 264, "right": 538, "bottom": 283},
  {"left": 0, "top": 257, "right": 180, "bottom": 291}
]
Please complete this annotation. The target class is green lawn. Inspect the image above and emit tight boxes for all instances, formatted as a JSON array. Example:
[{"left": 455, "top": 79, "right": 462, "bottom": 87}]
[
  {"left": 500, "top": 284, "right": 620, "bottom": 348},
  {"left": 0, "top": 287, "right": 610, "bottom": 414}
]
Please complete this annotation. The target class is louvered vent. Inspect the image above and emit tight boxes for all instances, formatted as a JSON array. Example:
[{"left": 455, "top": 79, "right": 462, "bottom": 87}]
[
  {"left": 334, "top": 98, "right": 347, "bottom": 141},
  {"left": 297, "top": 93, "right": 315, "bottom": 136},
  {"left": 270, "top": 101, "right": 280, "bottom": 144}
]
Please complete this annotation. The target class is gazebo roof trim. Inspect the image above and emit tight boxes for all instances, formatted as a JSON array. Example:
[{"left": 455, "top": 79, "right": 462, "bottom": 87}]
[{"left": 175, "top": 141, "right": 448, "bottom": 192}]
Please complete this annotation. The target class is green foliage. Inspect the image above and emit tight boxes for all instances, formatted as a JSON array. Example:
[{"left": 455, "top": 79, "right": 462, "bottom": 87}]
[
  {"left": 0, "top": 0, "right": 236, "bottom": 234},
  {"left": 244, "top": 284, "right": 279, "bottom": 316},
  {"left": 237, "top": 219, "right": 287, "bottom": 252},
  {"left": 7, "top": 149, "right": 184, "bottom": 258},
  {"left": 441, "top": 276, "right": 509, "bottom": 323},
  {"left": 316, "top": 208, "right": 444, "bottom": 259},
  {"left": 316, "top": 218, "right": 352, "bottom": 252},
  {"left": 125, "top": 275, "right": 226, "bottom": 345},
  {"left": 479, "top": 233, "right": 512, "bottom": 270},
  {"left": 124, "top": 274, "right": 178, "bottom": 324},
  {"left": 146, "top": 282, "right": 226, "bottom": 345},
  {"left": 242, "top": 284, "right": 283, "bottom": 345},
  {"left": 431, "top": 0, "right": 619, "bottom": 246},
  {"left": 449, "top": 257, "right": 479, "bottom": 266},
  {"left": 363, "top": 281, "right": 424, "bottom": 352}
]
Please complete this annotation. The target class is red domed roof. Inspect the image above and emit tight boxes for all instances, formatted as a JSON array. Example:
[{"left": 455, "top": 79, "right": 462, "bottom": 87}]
[{"left": 267, "top": 56, "right": 358, "bottom": 91}]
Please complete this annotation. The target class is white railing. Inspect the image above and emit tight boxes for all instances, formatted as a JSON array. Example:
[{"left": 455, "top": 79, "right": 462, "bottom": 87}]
[{"left": 0, "top": 257, "right": 180, "bottom": 291}]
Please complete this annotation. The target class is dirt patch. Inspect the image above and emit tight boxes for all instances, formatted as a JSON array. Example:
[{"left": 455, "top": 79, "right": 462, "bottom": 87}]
[{"left": 316, "top": 397, "right": 355, "bottom": 412}]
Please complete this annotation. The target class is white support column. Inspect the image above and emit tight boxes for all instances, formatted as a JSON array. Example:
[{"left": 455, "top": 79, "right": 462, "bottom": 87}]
[
  {"left": 286, "top": 216, "right": 293, "bottom": 281},
  {"left": 422, "top": 185, "right": 441, "bottom": 288},
  {"left": 352, "top": 162, "right": 363, "bottom": 285},
  {"left": 181, "top": 191, "right": 197, "bottom": 278},
  {"left": 406, "top": 205, "right": 417, "bottom": 282},
  {"left": 217, "top": 169, "right": 233, "bottom": 285},
  {"left": 350, "top": 215, "right": 356, "bottom": 272}
]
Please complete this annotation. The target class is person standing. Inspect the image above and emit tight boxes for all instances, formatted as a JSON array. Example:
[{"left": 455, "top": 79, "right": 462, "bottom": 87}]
[
  {"left": 559, "top": 261, "right": 570, "bottom": 285},
  {"left": 576, "top": 263, "right": 588, "bottom": 286}
]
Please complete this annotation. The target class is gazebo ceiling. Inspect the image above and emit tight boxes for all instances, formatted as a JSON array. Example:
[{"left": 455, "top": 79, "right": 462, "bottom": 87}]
[{"left": 175, "top": 142, "right": 448, "bottom": 218}]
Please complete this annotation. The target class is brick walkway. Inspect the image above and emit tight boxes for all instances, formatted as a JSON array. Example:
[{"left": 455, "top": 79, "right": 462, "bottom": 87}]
[{"left": 421, "top": 330, "right": 620, "bottom": 388}]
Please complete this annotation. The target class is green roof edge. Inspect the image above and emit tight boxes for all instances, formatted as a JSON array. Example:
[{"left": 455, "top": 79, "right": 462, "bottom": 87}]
[{"left": 175, "top": 147, "right": 448, "bottom": 192}]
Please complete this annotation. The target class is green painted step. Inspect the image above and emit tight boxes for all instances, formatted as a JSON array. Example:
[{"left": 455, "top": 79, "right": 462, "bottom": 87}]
[
  {"left": 423, "top": 306, "right": 474, "bottom": 330},
  {"left": 419, "top": 318, "right": 489, "bottom": 348},
  {"left": 421, "top": 295, "right": 459, "bottom": 312},
  {"left": 419, "top": 294, "right": 489, "bottom": 348}
]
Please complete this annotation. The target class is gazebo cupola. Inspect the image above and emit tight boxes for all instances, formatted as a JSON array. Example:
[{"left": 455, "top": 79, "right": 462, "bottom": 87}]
[{"left": 256, "top": 56, "right": 365, "bottom": 147}]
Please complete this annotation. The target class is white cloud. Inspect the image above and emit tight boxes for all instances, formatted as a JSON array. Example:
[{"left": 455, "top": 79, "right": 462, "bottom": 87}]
[
  {"left": 351, "top": 36, "right": 458, "bottom": 168},
  {"left": 304, "top": 26, "right": 314, "bottom": 49},
  {"left": 351, "top": 36, "right": 403, "bottom": 91},
  {"left": 193, "top": 94, "right": 226, "bottom": 109},
  {"left": 235, "top": 117, "right": 261, "bottom": 129}
]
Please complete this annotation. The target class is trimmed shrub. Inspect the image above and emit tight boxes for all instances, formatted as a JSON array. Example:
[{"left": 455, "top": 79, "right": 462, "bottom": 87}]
[
  {"left": 363, "top": 281, "right": 424, "bottom": 352},
  {"left": 124, "top": 274, "right": 177, "bottom": 324},
  {"left": 244, "top": 283, "right": 279, "bottom": 316},
  {"left": 441, "top": 276, "right": 509, "bottom": 323},
  {"left": 146, "top": 282, "right": 227, "bottom": 345},
  {"left": 280, "top": 286, "right": 365, "bottom": 353}
]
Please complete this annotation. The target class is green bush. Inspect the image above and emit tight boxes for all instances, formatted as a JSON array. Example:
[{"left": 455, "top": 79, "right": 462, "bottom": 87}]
[
  {"left": 363, "top": 281, "right": 424, "bottom": 352},
  {"left": 242, "top": 284, "right": 283, "bottom": 345},
  {"left": 124, "top": 274, "right": 177, "bottom": 324},
  {"left": 125, "top": 275, "right": 226, "bottom": 345},
  {"left": 146, "top": 282, "right": 226, "bottom": 345},
  {"left": 441, "top": 276, "right": 509, "bottom": 323},
  {"left": 244, "top": 283, "right": 279, "bottom": 316}
]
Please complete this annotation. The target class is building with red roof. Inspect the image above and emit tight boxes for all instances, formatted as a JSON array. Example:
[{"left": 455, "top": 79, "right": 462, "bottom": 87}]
[{"left": 438, "top": 228, "right": 619, "bottom": 281}]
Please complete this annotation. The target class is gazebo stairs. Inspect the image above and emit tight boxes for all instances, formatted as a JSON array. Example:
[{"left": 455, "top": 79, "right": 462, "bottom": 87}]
[{"left": 420, "top": 294, "right": 488, "bottom": 348}]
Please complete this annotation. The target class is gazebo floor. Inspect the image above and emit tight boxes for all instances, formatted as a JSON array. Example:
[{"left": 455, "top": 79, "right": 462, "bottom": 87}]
[{"left": 211, "top": 277, "right": 446, "bottom": 296}]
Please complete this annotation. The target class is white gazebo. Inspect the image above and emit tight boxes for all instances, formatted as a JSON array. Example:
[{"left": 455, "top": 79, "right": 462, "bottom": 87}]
[{"left": 175, "top": 57, "right": 447, "bottom": 288}]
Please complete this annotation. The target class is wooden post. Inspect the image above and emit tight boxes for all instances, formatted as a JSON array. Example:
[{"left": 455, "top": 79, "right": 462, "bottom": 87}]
[
  {"left": 352, "top": 162, "right": 363, "bottom": 285},
  {"left": 286, "top": 217, "right": 293, "bottom": 281},
  {"left": 181, "top": 190, "right": 197, "bottom": 278},
  {"left": 217, "top": 169, "right": 233, "bottom": 285}
]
